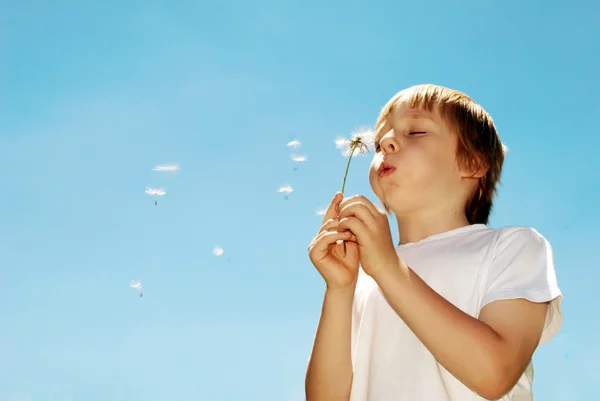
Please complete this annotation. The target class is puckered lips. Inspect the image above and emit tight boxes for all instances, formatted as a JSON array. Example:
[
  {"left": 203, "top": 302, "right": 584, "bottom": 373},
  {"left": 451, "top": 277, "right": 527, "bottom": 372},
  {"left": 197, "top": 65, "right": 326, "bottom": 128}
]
[{"left": 377, "top": 161, "right": 397, "bottom": 177}]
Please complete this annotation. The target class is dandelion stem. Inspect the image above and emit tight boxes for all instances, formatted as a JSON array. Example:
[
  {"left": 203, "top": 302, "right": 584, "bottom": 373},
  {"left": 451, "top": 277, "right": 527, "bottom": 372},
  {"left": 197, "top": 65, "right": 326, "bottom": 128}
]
[
  {"left": 341, "top": 147, "right": 356, "bottom": 195},
  {"left": 341, "top": 146, "right": 357, "bottom": 255}
]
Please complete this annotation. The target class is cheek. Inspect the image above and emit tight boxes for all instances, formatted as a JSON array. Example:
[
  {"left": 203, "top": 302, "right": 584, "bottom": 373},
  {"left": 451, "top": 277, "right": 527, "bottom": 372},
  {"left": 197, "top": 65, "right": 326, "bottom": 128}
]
[
  {"left": 368, "top": 163, "right": 380, "bottom": 191},
  {"left": 417, "top": 150, "right": 460, "bottom": 189},
  {"left": 396, "top": 150, "right": 432, "bottom": 182},
  {"left": 397, "top": 148, "right": 455, "bottom": 189}
]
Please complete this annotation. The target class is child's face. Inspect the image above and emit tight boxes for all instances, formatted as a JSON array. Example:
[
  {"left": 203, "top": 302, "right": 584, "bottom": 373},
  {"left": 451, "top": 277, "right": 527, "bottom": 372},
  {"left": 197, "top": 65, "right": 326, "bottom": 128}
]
[{"left": 368, "top": 102, "right": 469, "bottom": 218}]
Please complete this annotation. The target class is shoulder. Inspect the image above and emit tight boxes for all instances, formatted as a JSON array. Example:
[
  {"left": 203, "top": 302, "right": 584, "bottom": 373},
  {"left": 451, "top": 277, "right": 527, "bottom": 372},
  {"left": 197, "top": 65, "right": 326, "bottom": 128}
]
[
  {"left": 496, "top": 225, "right": 547, "bottom": 241},
  {"left": 479, "top": 225, "right": 558, "bottom": 301},
  {"left": 492, "top": 226, "right": 552, "bottom": 260}
]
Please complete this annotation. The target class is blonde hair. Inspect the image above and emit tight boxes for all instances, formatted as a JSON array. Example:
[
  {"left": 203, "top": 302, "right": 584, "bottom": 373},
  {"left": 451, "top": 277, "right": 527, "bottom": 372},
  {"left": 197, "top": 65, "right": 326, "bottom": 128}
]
[{"left": 375, "top": 84, "right": 507, "bottom": 224}]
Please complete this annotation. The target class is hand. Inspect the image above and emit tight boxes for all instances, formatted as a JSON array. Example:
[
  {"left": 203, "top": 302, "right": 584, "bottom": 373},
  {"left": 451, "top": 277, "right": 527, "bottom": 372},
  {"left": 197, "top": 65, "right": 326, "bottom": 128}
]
[
  {"left": 308, "top": 192, "right": 360, "bottom": 291},
  {"left": 337, "top": 195, "right": 400, "bottom": 278}
]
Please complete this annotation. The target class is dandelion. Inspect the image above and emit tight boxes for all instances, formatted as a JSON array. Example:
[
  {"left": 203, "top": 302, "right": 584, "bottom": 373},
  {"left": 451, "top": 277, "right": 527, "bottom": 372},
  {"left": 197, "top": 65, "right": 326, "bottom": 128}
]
[
  {"left": 277, "top": 184, "right": 293, "bottom": 200},
  {"left": 335, "top": 126, "right": 375, "bottom": 253},
  {"left": 152, "top": 164, "right": 180, "bottom": 172},
  {"left": 130, "top": 280, "right": 143, "bottom": 297},
  {"left": 336, "top": 126, "right": 374, "bottom": 192},
  {"left": 286, "top": 139, "right": 301, "bottom": 149}
]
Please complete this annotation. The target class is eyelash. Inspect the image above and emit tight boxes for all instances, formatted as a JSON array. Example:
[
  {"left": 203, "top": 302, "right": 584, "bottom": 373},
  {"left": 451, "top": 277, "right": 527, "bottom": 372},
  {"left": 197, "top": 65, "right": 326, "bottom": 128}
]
[{"left": 374, "top": 131, "right": 426, "bottom": 151}]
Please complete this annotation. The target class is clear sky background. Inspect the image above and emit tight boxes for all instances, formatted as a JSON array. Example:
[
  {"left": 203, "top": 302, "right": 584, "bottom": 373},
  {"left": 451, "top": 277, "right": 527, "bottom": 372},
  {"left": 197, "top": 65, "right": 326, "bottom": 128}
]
[{"left": 1, "top": 1, "right": 599, "bottom": 400}]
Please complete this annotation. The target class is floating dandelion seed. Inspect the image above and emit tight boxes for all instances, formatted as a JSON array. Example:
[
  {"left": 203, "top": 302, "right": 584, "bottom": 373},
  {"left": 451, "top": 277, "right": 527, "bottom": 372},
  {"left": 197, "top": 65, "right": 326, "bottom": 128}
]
[
  {"left": 286, "top": 139, "right": 301, "bottom": 149},
  {"left": 336, "top": 126, "right": 375, "bottom": 253},
  {"left": 213, "top": 245, "right": 230, "bottom": 260},
  {"left": 152, "top": 164, "right": 180, "bottom": 172},
  {"left": 145, "top": 187, "right": 166, "bottom": 205},
  {"left": 145, "top": 187, "right": 166, "bottom": 196},
  {"left": 316, "top": 208, "right": 326, "bottom": 216},
  {"left": 291, "top": 154, "right": 307, "bottom": 171},
  {"left": 213, "top": 246, "right": 224, "bottom": 256},
  {"left": 130, "top": 280, "right": 143, "bottom": 297},
  {"left": 277, "top": 184, "right": 293, "bottom": 200}
]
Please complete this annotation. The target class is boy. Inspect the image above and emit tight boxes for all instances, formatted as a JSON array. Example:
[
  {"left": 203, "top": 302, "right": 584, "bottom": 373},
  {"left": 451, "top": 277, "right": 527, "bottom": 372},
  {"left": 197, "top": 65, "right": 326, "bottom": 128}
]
[{"left": 305, "top": 84, "right": 562, "bottom": 401}]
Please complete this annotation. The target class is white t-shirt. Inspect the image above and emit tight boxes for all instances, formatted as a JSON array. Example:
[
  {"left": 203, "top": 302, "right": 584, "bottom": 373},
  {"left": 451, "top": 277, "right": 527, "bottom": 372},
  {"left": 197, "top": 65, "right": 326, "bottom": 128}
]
[{"left": 349, "top": 224, "right": 563, "bottom": 401}]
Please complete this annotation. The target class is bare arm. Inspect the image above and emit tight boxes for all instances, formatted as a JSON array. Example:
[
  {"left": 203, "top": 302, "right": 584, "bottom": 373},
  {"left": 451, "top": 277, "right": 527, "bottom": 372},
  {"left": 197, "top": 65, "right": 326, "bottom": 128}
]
[
  {"left": 373, "top": 260, "right": 547, "bottom": 400},
  {"left": 305, "top": 288, "right": 354, "bottom": 401}
]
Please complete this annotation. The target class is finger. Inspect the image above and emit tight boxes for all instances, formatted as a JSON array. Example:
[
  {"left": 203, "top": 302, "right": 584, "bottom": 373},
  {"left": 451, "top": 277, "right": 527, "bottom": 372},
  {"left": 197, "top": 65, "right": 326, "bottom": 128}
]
[
  {"left": 338, "top": 201, "right": 376, "bottom": 226},
  {"left": 314, "top": 220, "right": 344, "bottom": 244},
  {"left": 310, "top": 219, "right": 342, "bottom": 248},
  {"left": 309, "top": 230, "right": 352, "bottom": 256},
  {"left": 333, "top": 236, "right": 359, "bottom": 259},
  {"left": 340, "top": 194, "right": 380, "bottom": 217},
  {"left": 322, "top": 192, "right": 343, "bottom": 225},
  {"left": 317, "top": 217, "right": 339, "bottom": 235},
  {"left": 345, "top": 233, "right": 358, "bottom": 243},
  {"left": 337, "top": 216, "right": 368, "bottom": 243},
  {"left": 338, "top": 194, "right": 359, "bottom": 212}
]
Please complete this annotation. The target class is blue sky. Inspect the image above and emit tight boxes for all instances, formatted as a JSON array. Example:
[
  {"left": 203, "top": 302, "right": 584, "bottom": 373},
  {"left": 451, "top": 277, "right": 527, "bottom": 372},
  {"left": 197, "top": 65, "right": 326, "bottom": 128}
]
[{"left": 1, "top": 0, "right": 598, "bottom": 400}]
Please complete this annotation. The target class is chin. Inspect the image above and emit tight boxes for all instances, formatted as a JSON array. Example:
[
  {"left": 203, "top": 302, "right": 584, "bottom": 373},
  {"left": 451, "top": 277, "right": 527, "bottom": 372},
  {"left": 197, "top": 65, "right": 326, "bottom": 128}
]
[
  {"left": 380, "top": 192, "right": 413, "bottom": 214},
  {"left": 376, "top": 182, "right": 402, "bottom": 202}
]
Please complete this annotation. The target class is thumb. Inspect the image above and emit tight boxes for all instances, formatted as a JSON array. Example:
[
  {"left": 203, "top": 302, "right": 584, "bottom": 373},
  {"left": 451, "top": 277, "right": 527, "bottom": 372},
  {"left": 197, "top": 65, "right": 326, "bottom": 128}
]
[{"left": 322, "top": 192, "right": 342, "bottom": 223}]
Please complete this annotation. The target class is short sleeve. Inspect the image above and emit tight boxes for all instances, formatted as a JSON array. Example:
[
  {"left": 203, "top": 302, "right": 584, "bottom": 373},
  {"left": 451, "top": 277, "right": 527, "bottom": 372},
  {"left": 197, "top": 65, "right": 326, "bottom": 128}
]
[{"left": 480, "top": 227, "right": 563, "bottom": 345}]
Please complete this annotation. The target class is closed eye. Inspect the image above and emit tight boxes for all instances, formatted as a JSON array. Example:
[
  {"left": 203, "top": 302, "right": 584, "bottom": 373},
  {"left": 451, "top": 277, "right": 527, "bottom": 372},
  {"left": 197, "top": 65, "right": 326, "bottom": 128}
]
[{"left": 375, "top": 131, "right": 426, "bottom": 151}]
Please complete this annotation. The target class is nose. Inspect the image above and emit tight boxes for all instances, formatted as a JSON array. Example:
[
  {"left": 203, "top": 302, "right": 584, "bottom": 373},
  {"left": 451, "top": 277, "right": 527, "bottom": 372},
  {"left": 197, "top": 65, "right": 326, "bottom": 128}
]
[{"left": 380, "top": 131, "right": 400, "bottom": 154}]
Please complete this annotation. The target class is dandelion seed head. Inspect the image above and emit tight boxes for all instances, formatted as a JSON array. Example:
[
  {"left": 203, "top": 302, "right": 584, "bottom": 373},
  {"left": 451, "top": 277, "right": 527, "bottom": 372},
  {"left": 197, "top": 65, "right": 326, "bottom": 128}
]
[
  {"left": 351, "top": 126, "right": 375, "bottom": 145},
  {"left": 335, "top": 136, "right": 349, "bottom": 149},
  {"left": 335, "top": 137, "right": 352, "bottom": 157},
  {"left": 335, "top": 126, "right": 374, "bottom": 156}
]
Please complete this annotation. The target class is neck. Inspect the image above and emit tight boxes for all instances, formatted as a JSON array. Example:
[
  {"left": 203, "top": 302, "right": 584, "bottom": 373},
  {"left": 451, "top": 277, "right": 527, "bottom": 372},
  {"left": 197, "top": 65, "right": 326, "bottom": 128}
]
[{"left": 394, "top": 205, "right": 473, "bottom": 245}]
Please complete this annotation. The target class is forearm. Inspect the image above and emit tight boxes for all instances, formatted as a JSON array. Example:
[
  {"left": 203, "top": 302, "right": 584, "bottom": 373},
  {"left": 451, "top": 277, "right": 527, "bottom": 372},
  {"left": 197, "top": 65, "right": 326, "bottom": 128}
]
[
  {"left": 305, "top": 288, "right": 354, "bottom": 401},
  {"left": 373, "top": 260, "right": 506, "bottom": 397}
]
